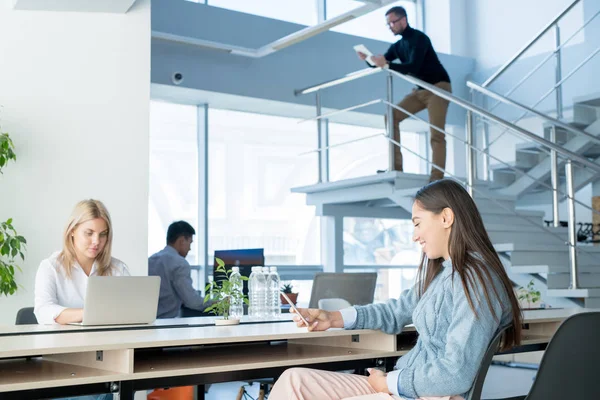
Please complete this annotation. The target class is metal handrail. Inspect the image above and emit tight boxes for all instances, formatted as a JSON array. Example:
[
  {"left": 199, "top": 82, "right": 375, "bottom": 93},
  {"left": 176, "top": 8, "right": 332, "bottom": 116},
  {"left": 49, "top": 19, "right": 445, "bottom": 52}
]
[
  {"left": 297, "top": 93, "right": 600, "bottom": 220},
  {"left": 294, "top": 66, "right": 600, "bottom": 173},
  {"left": 381, "top": 100, "right": 600, "bottom": 217},
  {"left": 298, "top": 99, "right": 382, "bottom": 124},
  {"left": 487, "top": 8, "right": 600, "bottom": 114},
  {"left": 385, "top": 69, "right": 600, "bottom": 173},
  {"left": 481, "top": 44, "right": 600, "bottom": 151},
  {"left": 294, "top": 68, "right": 379, "bottom": 96},
  {"left": 467, "top": 81, "right": 600, "bottom": 146},
  {"left": 481, "top": 0, "right": 582, "bottom": 88}
]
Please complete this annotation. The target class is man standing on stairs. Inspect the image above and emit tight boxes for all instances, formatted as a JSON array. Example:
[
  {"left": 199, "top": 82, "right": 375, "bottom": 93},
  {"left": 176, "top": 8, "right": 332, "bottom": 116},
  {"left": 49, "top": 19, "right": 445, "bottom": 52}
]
[{"left": 357, "top": 6, "right": 452, "bottom": 182}]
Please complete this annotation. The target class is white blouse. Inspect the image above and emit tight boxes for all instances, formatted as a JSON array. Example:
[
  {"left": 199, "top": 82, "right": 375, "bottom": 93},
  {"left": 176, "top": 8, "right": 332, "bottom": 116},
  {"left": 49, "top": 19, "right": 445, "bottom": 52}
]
[{"left": 34, "top": 251, "right": 130, "bottom": 324}]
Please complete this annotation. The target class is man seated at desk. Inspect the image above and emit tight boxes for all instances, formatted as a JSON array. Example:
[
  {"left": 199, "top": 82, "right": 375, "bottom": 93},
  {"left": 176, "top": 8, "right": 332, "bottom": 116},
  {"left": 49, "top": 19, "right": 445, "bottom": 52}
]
[{"left": 149, "top": 221, "right": 210, "bottom": 318}]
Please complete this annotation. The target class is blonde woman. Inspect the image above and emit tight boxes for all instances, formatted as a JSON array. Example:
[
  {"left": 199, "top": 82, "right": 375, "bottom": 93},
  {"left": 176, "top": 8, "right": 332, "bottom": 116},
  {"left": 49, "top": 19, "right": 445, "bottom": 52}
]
[{"left": 34, "top": 199, "right": 130, "bottom": 325}]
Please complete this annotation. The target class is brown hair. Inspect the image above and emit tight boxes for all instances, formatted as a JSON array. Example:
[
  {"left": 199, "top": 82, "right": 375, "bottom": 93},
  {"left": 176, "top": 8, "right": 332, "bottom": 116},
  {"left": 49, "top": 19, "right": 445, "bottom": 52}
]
[
  {"left": 414, "top": 179, "right": 522, "bottom": 350},
  {"left": 58, "top": 199, "right": 115, "bottom": 278}
]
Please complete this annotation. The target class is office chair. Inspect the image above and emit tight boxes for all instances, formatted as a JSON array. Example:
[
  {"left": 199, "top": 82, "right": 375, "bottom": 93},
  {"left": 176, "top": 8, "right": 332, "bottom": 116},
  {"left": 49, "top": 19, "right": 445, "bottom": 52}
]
[
  {"left": 464, "top": 326, "right": 509, "bottom": 400},
  {"left": 318, "top": 298, "right": 352, "bottom": 311},
  {"left": 490, "top": 311, "right": 600, "bottom": 400},
  {"left": 15, "top": 307, "right": 37, "bottom": 325}
]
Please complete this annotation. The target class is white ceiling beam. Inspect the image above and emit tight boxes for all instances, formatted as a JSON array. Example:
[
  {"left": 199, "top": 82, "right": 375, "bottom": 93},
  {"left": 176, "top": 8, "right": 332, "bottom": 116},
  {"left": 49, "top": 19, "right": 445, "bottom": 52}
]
[
  {"left": 12, "top": 0, "right": 137, "bottom": 13},
  {"left": 152, "top": 0, "right": 398, "bottom": 58}
]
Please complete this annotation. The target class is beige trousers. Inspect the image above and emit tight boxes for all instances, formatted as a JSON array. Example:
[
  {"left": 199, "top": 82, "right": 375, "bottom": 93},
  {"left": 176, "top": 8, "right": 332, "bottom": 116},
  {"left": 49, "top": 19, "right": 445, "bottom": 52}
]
[
  {"left": 269, "top": 368, "right": 465, "bottom": 400},
  {"left": 385, "top": 81, "right": 452, "bottom": 182}
]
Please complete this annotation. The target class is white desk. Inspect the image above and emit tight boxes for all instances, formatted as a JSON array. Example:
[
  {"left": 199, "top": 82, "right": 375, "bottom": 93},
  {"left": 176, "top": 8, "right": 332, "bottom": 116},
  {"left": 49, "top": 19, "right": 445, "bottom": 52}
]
[{"left": 0, "top": 308, "right": 586, "bottom": 400}]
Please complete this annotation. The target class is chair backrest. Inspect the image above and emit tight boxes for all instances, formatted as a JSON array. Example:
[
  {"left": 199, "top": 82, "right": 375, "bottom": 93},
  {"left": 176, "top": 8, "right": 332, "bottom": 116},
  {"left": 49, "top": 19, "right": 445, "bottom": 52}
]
[
  {"left": 15, "top": 307, "right": 38, "bottom": 325},
  {"left": 308, "top": 272, "right": 377, "bottom": 309},
  {"left": 464, "top": 326, "right": 508, "bottom": 400},
  {"left": 318, "top": 298, "right": 352, "bottom": 311},
  {"left": 525, "top": 311, "right": 600, "bottom": 399}
]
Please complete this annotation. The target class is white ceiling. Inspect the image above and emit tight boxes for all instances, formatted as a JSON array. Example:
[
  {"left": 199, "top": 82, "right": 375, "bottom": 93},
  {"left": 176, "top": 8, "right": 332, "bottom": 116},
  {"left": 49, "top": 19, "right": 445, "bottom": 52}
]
[{"left": 12, "top": 0, "right": 137, "bottom": 13}]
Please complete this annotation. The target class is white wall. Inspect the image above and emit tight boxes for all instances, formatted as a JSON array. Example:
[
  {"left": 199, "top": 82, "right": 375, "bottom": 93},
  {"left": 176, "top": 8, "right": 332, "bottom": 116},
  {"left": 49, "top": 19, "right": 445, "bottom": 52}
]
[
  {"left": 424, "top": 0, "right": 468, "bottom": 57},
  {"left": 424, "top": 0, "right": 451, "bottom": 54},
  {"left": 464, "top": 0, "right": 585, "bottom": 70},
  {"left": 0, "top": 0, "right": 151, "bottom": 325}
]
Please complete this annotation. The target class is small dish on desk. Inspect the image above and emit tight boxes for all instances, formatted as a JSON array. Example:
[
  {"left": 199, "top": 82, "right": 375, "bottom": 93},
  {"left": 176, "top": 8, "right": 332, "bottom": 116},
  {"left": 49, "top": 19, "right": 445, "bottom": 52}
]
[{"left": 215, "top": 318, "right": 240, "bottom": 326}]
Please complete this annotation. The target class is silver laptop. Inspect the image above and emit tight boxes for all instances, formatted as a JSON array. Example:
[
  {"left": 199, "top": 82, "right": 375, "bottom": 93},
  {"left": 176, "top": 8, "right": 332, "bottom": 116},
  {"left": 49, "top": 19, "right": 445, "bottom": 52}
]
[{"left": 69, "top": 276, "right": 161, "bottom": 326}]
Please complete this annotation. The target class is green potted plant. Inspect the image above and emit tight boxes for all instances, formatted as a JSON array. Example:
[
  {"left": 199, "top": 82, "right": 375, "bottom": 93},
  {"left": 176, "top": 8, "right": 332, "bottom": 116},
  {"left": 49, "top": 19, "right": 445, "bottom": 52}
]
[
  {"left": 280, "top": 283, "right": 298, "bottom": 306},
  {"left": 0, "top": 130, "right": 26, "bottom": 296},
  {"left": 204, "top": 257, "right": 249, "bottom": 325},
  {"left": 517, "top": 279, "right": 542, "bottom": 310}
]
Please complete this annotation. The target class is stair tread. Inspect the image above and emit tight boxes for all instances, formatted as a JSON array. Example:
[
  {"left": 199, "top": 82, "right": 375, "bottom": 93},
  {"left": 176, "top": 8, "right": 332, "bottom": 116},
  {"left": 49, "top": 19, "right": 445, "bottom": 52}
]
[
  {"left": 486, "top": 223, "right": 566, "bottom": 233},
  {"left": 490, "top": 162, "right": 524, "bottom": 172},
  {"left": 481, "top": 209, "right": 545, "bottom": 219},
  {"left": 547, "top": 288, "right": 600, "bottom": 297},
  {"left": 573, "top": 92, "right": 600, "bottom": 107},
  {"left": 511, "top": 264, "right": 600, "bottom": 273},
  {"left": 542, "top": 119, "right": 588, "bottom": 130},
  {"left": 495, "top": 243, "right": 600, "bottom": 252}
]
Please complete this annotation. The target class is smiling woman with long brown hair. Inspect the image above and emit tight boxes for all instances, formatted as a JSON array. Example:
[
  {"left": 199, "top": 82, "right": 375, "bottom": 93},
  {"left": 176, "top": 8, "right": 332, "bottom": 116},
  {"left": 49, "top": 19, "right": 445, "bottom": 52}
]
[{"left": 269, "top": 179, "right": 522, "bottom": 400}]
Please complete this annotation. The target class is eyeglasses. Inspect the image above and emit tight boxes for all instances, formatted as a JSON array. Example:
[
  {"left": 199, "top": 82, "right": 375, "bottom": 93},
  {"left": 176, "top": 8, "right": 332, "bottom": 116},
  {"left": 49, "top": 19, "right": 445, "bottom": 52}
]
[{"left": 387, "top": 17, "right": 403, "bottom": 27}]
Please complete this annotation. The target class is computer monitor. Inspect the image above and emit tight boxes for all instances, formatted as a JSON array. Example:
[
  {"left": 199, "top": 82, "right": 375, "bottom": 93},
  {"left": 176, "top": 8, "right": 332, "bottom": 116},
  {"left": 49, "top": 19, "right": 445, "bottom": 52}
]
[
  {"left": 308, "top": 272, "right": 377, "bottom": 309},
  {"left": 213, "top": 248, "right": 265, "bottom": 296}
]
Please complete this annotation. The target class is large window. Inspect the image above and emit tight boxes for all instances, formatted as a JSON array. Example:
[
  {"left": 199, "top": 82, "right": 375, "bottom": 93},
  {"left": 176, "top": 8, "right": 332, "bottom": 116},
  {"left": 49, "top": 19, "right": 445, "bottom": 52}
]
[
  {"left": 328, "top": 122, "right": 423, "bottom": 180},
  {"left": 208, "top": 109, "right": 321, "bottom": 266},
  {"left": 149, "top": 102, "right": 425, "bottom": 299},
  {"left": 148, "top": 101, "right": 199, "bottom": 265},
  {"left": 344, "top": 218, "right": 421, "bottom": 302},
  {"left": 327, "top": 0, "right": 417, "bottom": 42},
  {"left": 206, "top": 0, "right": 318, "bottom": 26}
]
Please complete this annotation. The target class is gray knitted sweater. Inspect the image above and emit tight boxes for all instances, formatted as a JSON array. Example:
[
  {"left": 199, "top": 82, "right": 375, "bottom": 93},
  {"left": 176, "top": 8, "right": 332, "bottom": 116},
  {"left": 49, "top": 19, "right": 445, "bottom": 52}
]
[{"left": 353, "top": 259, "right": 512, "bottom": 399}]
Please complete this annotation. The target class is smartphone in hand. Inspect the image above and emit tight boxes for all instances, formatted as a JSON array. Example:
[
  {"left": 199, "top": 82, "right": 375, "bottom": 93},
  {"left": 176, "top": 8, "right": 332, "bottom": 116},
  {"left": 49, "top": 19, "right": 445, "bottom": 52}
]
[{"left": 281, "top": 292, "right": 310, "bottom": 327}]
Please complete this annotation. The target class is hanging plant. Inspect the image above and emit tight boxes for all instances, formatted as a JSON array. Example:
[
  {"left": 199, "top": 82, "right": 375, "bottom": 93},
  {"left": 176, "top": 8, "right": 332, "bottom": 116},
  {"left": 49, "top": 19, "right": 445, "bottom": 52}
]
[{"left": 0, "top": 128, "right": 27, "bottom": 296}]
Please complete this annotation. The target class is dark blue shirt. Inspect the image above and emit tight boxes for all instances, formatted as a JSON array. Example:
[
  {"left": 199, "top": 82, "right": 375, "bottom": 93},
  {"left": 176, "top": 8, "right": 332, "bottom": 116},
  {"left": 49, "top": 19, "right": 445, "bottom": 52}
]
[
  {"left": 148, "top": 246, "right": 207, "bottom": 318},
  {"left": 384, "top": 25, "right": 450, "bottom": 85}
]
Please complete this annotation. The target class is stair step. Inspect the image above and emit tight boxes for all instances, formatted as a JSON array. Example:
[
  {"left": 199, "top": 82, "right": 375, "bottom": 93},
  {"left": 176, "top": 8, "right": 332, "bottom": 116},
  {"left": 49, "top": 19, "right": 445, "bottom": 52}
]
[
  {"left": 486, "top": 223, "right": 566, "bottom": 233},
  {"left": 490, "top": 230, "right": 566, "bottom": 245},
  {"left": 547, "top": 288, "right": 600, "bottom": 298},
  {"left": 573, "top": 92, "right": 600, "bottom": 108},
  {"left": 494, "top": 243, "right": 600, "bottom": 253},
  {"left": 491, "top": 168, "right": 517, "bottom": 187},
  {"left": 481, "top": 213, "right": 545, "bottom": 227},
  {"left": 490, "top": 162, "right": 527, "bottom": 172},
  {"left": 473, "top": 198, "right": 516, "bottom": 213},
  {"left": 547, "top": 273, "right": 600, "bottom": 289},
  {"left": 515, "top": 142, "right": 546, "bottom": 154},
  {"left": 511, "top": 264, "right": 600, "bottom": 273},
  {"left": 543, "top": 125, "right": 575, "bottom": 146},
  {"left": 496, "top": 243, "right": 600, "bottom": 266}
]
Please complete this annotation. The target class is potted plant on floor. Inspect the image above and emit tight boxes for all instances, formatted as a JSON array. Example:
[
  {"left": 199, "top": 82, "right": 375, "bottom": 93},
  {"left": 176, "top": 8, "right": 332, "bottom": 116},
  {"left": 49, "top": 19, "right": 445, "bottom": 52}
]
[
  {"left": 280, "top": 283, "right": 298, "bottom": 306},
  {"left": 517, "top": 279, "right": 542, "bottom": 310},
  {"left": 0, "top": 129, "right": 27, "bottom": 296},
  {"left": 204, "top": 257, "right": 248, "bottom": 325}
]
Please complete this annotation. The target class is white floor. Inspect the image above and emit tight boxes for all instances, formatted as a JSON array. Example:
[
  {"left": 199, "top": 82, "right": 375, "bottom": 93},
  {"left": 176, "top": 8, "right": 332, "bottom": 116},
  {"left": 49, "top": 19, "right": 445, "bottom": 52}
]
[{"left": 204, "top": 366, "right": 536, "bottom": 399}]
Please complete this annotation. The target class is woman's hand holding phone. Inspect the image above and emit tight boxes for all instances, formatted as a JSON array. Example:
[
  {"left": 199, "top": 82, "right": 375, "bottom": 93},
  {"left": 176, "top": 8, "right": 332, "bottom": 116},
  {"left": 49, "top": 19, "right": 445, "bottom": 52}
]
[{"left": 290, "top": 307, "right": 344, "bottom": 332}]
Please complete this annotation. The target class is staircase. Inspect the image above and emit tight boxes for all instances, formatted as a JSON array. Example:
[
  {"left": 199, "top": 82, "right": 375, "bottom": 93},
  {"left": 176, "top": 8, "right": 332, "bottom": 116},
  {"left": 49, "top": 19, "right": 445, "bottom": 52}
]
[
  {"left": 491, "top": 96, "right": 600, "bottom": 198},
  {"left": 292, "top": 0, "right": 600, "bottom": 310}
]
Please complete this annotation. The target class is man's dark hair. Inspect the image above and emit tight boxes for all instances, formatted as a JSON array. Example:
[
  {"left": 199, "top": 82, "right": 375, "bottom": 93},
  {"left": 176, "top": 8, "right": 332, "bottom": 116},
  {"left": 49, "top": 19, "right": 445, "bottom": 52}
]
[
  {"left": 166, "top": 221, "right": 195, "bottom": 245},
  {"left": 386, "top": 6, "right": 407, "bottom": 20}
]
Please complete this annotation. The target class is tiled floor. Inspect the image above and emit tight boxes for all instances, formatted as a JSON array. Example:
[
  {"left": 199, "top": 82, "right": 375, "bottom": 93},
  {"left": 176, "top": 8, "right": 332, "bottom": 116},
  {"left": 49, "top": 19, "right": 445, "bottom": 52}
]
[{"left": 205, "top": 365, "right": 537, "bottom": 399}]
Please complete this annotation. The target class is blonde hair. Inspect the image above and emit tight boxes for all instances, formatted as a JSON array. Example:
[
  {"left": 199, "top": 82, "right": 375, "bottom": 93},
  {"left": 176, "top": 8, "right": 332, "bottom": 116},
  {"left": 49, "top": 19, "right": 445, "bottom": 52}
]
[{"left": 59, "top": 199, "right": 115, "bottom": 278}]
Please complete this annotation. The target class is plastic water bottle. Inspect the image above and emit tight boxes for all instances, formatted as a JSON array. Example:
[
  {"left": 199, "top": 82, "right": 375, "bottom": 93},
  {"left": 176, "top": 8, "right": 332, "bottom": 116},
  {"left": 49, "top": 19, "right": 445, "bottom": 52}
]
[
  {"left": 261, "top": 267, "right": 271, "bottom": 319},
  {"left": 267, "top": 266, "right": 281, "bottom": 318},
  {"left": 249, "top": 266, "right": 267, "bottom": 320},
  {"left": 229, "top": 267, "right": 243, "bottom": 319}
]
